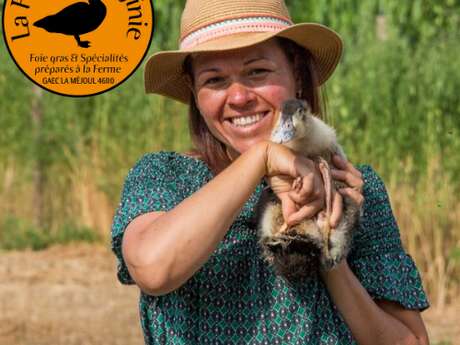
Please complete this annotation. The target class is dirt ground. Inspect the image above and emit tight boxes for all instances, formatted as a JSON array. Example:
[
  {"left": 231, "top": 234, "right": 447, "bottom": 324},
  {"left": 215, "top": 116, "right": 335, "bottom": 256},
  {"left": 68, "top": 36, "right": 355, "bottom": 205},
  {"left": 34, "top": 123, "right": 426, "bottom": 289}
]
[{"left": 0, "top": 244, "right": 458, "bottom": 345}]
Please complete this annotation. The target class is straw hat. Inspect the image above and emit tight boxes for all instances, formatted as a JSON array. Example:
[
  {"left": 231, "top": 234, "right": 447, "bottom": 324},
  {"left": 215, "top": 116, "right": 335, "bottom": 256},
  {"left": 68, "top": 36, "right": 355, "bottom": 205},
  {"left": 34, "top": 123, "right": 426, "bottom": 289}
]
[{"left": 144, "top": 0, "right": 343, "bottom": 104}]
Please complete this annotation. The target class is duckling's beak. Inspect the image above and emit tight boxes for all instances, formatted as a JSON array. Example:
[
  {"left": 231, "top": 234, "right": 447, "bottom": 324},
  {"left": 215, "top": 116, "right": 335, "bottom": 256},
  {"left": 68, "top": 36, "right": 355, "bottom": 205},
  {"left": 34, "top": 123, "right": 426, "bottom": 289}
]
[{"left": 271, "top": 110, "right": 296, "bottom": 144}]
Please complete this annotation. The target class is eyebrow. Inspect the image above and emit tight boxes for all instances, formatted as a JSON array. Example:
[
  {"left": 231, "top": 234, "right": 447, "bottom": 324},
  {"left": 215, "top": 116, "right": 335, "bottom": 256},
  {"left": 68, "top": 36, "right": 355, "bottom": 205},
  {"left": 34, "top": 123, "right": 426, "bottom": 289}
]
[
  {"left": 243, "top": 57, "right": 268, "bottom": 65},
  {"left": 196, "top": 67, "right": 219, "bottom": 78},
  {"left": 195, "top": 57, "right": 270, "bottom": 78}
]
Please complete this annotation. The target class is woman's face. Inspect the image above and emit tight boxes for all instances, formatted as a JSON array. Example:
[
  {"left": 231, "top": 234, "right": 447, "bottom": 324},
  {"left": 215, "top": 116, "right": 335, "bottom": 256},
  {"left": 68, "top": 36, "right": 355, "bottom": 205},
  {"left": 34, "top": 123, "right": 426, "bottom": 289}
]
[{"left": 191, "top": 39, "right": 297, "bottom": 156}]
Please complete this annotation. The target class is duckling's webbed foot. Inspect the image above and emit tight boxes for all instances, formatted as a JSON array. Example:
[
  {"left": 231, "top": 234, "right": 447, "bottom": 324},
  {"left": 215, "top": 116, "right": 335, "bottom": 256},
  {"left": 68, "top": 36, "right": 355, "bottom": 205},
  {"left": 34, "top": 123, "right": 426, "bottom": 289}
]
[
  {"left": 74, "top": 35, "right": 91, "bottom": 48},
  {"left": 320, "top": 193, "right": 361, "bottom": 270}
]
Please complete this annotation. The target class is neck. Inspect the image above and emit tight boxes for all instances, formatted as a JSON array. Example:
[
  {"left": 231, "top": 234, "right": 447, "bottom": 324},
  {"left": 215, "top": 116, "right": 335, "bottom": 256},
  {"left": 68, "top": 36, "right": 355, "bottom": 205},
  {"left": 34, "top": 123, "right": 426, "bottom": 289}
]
[{"left": 225, "top": 146, "right": 240, "bottom": 162}]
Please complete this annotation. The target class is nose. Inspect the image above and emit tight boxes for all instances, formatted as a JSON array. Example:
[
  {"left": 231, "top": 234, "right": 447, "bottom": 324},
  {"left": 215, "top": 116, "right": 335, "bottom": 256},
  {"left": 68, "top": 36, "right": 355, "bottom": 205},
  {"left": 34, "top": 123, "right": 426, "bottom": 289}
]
[{"left": 227, "top": 81, "right": 256, "bottom": 108}]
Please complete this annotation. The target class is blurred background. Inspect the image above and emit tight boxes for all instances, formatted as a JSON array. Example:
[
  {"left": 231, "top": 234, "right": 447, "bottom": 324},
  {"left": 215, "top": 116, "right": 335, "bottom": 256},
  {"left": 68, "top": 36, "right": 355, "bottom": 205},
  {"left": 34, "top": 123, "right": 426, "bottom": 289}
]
[{"left": 1, "top": 0, "right": 459, "bottom": 344}]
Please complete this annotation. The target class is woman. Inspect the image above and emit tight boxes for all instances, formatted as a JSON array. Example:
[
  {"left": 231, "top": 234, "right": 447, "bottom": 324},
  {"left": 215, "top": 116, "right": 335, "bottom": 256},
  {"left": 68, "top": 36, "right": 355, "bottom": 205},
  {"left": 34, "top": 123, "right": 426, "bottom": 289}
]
[{"left": 111, "top": 0, "right": 430, "bottom": 344}]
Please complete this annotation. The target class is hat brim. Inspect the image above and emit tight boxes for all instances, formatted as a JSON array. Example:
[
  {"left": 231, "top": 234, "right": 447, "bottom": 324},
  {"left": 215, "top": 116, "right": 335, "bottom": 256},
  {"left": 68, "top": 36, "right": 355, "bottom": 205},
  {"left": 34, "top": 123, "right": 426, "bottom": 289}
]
[{"left": 144, "top": 23, "right": 343, "bottom": 104}]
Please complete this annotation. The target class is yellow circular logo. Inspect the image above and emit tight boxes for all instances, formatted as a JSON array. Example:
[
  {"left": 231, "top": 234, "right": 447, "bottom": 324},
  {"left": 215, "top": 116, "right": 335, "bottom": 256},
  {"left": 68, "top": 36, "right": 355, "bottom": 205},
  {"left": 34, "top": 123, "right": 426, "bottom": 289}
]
[{"left": 2, "top": 0, "right": 154, "bottom": 96}]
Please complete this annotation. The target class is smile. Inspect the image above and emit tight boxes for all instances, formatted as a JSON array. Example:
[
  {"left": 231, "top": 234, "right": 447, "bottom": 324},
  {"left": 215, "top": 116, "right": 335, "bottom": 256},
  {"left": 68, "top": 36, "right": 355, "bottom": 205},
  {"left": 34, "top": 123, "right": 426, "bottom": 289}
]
[{"left": 229, "top": 112, "right": 268, "bottom": 127}]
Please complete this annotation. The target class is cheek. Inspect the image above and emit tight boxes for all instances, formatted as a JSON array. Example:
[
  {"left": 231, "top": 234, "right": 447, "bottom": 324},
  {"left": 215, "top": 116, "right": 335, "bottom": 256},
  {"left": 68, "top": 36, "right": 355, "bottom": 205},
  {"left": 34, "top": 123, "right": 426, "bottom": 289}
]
[
  {"left": 195, "top": 89, "right": 229, "bottom": 142},
  {"left": 259, "top": 84, "right": 296, "bottom": 108},
  {"left": 196, "top": 89, "right": 224, "bottom": 122}
]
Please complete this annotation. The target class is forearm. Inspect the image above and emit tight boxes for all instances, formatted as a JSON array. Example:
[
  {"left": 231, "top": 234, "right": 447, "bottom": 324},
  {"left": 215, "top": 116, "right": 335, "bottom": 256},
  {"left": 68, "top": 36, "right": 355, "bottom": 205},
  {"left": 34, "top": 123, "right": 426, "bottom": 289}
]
[
  {"left": 129, "top": 141, "right": 268, "bottom": 295},
  {"left": 321, "top": 260, "right": 421, "bottom": 345}
]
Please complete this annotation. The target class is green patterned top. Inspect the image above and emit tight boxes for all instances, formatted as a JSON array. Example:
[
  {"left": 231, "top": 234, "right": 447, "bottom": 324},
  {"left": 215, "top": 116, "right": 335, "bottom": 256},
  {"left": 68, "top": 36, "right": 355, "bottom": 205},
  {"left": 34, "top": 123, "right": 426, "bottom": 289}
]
[{"left": 111, "top": 151, "right": 429, "bottom": 345}]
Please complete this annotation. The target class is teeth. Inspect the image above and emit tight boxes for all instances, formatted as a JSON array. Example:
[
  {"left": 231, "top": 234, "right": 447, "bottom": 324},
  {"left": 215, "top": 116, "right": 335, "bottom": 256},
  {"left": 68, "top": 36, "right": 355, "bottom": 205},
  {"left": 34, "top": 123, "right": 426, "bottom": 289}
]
[{"left": 231, "top": 113, "right": 265, "bottom": 127}]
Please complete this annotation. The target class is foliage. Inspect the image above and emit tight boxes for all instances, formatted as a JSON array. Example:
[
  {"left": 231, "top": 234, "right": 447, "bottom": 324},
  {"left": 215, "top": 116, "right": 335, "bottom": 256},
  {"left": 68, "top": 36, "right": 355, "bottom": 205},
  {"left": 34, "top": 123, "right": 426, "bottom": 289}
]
[
  {"left": 0, "top": 0, "right": 459, "bottom": 304},
  {"left": 0, "top": 216, "right": 101, "bottom": 251}
]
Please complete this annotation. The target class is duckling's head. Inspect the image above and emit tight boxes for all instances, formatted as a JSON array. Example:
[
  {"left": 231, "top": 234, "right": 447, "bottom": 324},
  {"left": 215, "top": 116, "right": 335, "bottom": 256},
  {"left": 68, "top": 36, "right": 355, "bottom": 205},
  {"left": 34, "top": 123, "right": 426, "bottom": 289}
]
[{"left": 271, "top": 99, "right": 313, "bottom": 144}]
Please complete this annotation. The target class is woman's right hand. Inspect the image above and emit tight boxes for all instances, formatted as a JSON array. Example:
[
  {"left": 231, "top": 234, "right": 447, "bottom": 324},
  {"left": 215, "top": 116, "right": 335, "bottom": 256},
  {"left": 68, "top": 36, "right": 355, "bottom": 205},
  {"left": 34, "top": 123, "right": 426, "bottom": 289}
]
[{"left": 262, "top": 141, "right": 326, "bottom": 226}]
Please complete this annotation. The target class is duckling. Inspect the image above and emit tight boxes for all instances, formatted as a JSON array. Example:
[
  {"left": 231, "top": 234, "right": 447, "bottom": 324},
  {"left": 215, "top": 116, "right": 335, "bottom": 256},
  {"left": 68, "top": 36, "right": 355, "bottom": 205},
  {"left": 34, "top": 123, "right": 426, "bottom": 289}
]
[
  {"left": 256, "top": 99, "right": 362, "bottom": 282},
  {"left": 34, "top": 0, "right": 107, "bottom": 48}
]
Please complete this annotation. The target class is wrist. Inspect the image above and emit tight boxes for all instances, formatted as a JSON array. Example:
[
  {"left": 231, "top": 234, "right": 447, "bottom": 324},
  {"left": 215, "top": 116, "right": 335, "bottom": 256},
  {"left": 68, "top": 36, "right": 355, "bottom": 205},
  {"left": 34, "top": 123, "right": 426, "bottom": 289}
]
[
  {"left": 320, "top": 258, "right": 349, "bottom": 282},
  {"left": 249, "top": 140, "right": 271, "bottom": 176}
]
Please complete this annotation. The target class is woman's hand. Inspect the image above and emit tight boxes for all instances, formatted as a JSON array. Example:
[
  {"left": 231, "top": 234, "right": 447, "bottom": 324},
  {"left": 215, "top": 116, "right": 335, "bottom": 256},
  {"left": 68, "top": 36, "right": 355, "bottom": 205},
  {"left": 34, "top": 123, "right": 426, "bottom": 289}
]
[
  {"left": 263, "top": 142, "right": 325, "bottom": 226},
  {"left": 328, "top": 154, "right": 364, "bottom": 229},
  {"left": 330, "top": 154, "right": 364, "bottom": 208}
]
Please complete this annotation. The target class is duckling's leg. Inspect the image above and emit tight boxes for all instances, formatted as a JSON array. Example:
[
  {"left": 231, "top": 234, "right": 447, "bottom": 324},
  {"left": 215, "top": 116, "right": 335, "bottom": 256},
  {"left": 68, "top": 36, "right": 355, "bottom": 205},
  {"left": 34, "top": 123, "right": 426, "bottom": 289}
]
[
  {"left": 74, "top": 35, "right": 90, "bottom": 48},
  {"left": 321, "top": 193, "right": 360, "bottom": 270},
  {"left": 317, "top": 157, "right": 333, "bottom": 257}
]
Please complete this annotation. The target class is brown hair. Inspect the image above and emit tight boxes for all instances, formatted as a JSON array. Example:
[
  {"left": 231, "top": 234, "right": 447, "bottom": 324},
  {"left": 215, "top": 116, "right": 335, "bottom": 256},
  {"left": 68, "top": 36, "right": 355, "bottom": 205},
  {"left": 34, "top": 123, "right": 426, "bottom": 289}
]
[{"left": 183, "top": 37, "right": 327, "bottom": 174}]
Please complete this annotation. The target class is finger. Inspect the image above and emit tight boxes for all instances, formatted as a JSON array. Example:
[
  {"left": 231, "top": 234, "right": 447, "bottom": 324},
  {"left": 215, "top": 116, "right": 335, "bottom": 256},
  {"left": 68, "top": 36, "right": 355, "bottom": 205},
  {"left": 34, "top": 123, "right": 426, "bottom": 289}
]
[
  {"left": 291, "top": 176, "right": 303, "bottom": 193},
  {"left": 279, "top": 194, "right": 299, "bottom": 223},
  {"left": 286, "top": 199, "right": 323, "bottom": 226},
  {"left": 338, "top": 188, "right": 365, "bottom": 208},
  {"left": 300, "top": 174, "right": 320, "bottom": 198},
  {"left": 330, "top": 190, "right": 343, "bottom": 229},
  {"left": 288, "top": 175, "right": 316, "bottom": 204},
  {"left": 288, "top": 190, "right": 307, "bottom": 204},
  {"left": 332, "top": 154, "right": 362, "bottom": 179},
  {"left": 268, "top": 175, "right": 295, "bottom": 194},
  {"left": 331, "top": 169, "right": 364, "bottom": 192}
]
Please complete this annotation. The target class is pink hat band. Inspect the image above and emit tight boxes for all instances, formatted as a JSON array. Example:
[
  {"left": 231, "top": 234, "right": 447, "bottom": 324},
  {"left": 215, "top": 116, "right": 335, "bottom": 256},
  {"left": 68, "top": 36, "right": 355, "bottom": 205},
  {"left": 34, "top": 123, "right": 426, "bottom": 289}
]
[{"left": 180, "top": 16, "right": 293, "bottom": 50}]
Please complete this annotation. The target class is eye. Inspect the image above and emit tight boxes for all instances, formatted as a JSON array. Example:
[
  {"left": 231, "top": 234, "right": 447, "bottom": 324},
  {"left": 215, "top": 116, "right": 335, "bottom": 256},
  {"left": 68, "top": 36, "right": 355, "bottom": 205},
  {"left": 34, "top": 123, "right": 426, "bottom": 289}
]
[
  {"left": 204, "top": 76, "right": 225, "bottom": 86},
  {"left": 248, "top": 68, "right": 270, "bottom": 77}
]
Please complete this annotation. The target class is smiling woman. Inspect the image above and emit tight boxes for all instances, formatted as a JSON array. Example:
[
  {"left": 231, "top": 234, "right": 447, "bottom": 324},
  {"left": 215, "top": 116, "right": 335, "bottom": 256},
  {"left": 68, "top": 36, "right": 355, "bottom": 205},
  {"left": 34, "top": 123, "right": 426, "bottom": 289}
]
[
  {"left": 183, "top": 37, "right": 324, "bottom": 173},
  {"left": 190, "top": 40, "right": 297, "bottom": 157},
  {"left": 111, "top": 0, "right": 430, "bottom": 344}
]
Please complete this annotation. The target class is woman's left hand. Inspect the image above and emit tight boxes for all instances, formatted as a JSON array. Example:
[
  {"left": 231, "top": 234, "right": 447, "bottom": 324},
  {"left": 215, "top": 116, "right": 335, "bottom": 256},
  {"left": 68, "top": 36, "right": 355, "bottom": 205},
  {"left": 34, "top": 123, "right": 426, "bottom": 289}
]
[{"left": 329, "top": 154, "right": 364, "bottom": 228}]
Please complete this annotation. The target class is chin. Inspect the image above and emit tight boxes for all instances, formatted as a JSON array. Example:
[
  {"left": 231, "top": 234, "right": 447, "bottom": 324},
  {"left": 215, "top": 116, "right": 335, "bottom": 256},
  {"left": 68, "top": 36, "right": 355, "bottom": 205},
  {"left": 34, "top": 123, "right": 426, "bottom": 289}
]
[{"left": 234, "top": 137, "right": 267, "bottom": 154}]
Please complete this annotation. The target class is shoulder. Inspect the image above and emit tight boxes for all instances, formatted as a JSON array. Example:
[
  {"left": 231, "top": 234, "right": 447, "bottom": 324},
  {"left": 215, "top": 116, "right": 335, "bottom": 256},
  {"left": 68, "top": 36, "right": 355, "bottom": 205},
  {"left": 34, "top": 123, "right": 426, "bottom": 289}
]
[
  {"left": 355, "top": 164, "right": 389, "bottom": 202},
  {"left": 129, "top": 151, "right": 184, "bottom": 173},
  {"left": 182, "top": 150, "right": 204, "bottom": 161},
  {"left": 127, "top": 151, "right": 209, "bottom": 179},
  {"left": 354, "top": 163, "right": 394, "bottom": 217},
  {"left": 356, "top": 164, "right": 385, "bottom": 186},
  {"left": 350, "top": 164, "right": 402, "bottom": 253},
  {"left": 122, "top": 151, "right": 212, "bottom": 201}
]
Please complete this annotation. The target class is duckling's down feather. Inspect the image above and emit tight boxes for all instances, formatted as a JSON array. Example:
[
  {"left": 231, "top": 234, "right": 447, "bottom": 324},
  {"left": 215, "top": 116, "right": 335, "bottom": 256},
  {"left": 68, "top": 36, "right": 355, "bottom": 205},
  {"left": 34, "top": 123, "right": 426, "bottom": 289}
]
[{"left": 256, "top": 99, "right": 362, "bottom": 282}]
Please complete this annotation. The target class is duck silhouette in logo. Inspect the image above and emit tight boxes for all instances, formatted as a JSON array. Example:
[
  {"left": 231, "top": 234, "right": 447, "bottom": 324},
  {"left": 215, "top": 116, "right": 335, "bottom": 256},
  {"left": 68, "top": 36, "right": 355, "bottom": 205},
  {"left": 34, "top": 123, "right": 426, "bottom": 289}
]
[{"left": 33, "top": 0, "right": 106, "bottom": 48}]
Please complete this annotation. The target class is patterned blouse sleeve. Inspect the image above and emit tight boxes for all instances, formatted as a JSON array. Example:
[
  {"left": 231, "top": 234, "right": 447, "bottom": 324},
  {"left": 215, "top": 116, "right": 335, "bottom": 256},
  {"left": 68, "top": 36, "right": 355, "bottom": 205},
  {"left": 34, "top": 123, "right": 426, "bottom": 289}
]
[
  {"left": 111, "top": 152, "right": 180, "bottom": 285},
  {"left": 347, "top": 165, "right": 430, "bottom": 311}
]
